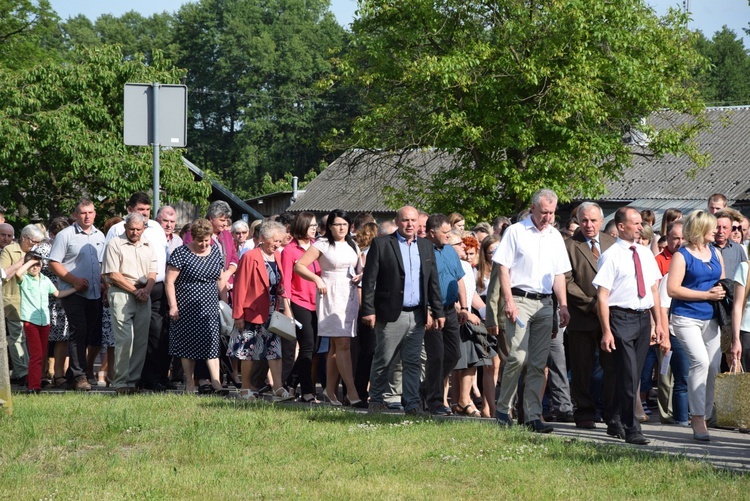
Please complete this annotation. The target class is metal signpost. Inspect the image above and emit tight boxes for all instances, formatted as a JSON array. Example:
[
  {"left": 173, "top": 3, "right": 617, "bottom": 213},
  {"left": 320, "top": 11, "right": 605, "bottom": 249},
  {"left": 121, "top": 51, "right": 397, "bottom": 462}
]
[{"left": 123, "top": 83, "right": 188, "bottom": 212}]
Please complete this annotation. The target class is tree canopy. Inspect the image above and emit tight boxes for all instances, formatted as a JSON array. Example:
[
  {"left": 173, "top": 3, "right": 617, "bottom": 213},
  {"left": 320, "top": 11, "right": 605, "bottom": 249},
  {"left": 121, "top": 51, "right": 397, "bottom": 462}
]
[
  {"left": 0, "top": 45, "right": 211, "bottom": 223},
  {"left": 173, "top": 0, "right": 359, "bottom": 197},
  {"left": 343, "top": 0, "right": 710, "bottom": 218}
]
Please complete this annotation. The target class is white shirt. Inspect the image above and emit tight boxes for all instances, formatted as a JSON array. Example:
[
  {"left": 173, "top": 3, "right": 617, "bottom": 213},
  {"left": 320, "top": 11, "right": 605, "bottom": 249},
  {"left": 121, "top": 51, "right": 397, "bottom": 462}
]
[
  {"left": 238, "top": 240, "right": 255, "bottom": 259},
  {"left": 492, "top": 217, "right": 571, "bottom": 294},
  {"left": 106, "top": 219, "right": 168, "bottom": 283},
  {"left": 166, "top": 233, "right": 183, "bottom": 260},
  {"left": 593, "top": 239, "right": 661, "bottom": 310}
]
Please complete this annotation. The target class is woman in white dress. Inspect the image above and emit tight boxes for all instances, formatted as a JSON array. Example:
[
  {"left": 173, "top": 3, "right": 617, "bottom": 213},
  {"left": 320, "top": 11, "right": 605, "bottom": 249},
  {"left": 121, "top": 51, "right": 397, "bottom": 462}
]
[{"left": 295, "top": 209, "right": 366, "bottom": 407}]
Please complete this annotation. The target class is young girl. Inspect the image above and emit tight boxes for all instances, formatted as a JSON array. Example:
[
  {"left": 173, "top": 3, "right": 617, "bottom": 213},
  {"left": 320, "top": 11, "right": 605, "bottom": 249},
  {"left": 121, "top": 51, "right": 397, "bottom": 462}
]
[{"left": 16, "top": 253, "right": 76, "bottom": 393}]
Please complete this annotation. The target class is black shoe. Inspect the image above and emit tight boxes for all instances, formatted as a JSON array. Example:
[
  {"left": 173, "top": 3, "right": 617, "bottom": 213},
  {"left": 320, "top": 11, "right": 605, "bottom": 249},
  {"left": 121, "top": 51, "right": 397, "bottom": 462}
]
[
  {"left": 525, "top": 419, "right": 554, "bottom": 433},
  {"left": 141, "top": 381, "right": 167, "bottom": 392},
  {"left": 163, "top": 381, "right": 178, "bottom": 390},
  {"left": 607, "top": 423, "right": 626, "bottom": 440},
  {"left": 554, "top": 411, "right": 575, "bottom": 423},
  {"left": 625, "top": 432, "right": 650, "bottom": 445},
  {"left": 430, "top": 405, "right": 453, "bottom": 416},
  {"left": 575, "top": 420, "right": 597, "bottom": 429},
  {"left": 495, "top": 411, "right": 514, "bottom": 427},
  {"left": 257, "top": 383, "right": 272, "bottom": 395},
  {"left": 198, "top": 384, "right": 214, "bottom": 395},
  {"left": 405, "top": 407, "right": 428, "bottom": 417}
]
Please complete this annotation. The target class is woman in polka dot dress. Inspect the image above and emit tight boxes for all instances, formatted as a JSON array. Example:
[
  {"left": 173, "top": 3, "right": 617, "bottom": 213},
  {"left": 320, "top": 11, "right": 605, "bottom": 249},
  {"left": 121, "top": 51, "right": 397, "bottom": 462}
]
[{"left": 166, "top": 219, "right": 227, "bottom": 394}]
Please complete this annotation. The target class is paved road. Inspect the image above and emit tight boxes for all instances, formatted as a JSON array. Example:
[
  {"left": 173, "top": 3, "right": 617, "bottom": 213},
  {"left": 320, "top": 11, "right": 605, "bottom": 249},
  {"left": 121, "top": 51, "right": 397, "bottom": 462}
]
[{"left": 549, "top": 420, "right": 750, "bottom": 471}]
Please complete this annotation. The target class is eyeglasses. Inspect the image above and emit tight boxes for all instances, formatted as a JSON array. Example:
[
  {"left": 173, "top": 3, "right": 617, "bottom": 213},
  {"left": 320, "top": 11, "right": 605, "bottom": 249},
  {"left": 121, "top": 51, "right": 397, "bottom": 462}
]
[
  {"left": 732, "top": 225, "right": 743, "bottom": 232},
  {"left": 24, "top": 236, "right": 42, "bottom": 245},
  {"left": 308, "top": 224, "right": 318, "bottom": 228}
]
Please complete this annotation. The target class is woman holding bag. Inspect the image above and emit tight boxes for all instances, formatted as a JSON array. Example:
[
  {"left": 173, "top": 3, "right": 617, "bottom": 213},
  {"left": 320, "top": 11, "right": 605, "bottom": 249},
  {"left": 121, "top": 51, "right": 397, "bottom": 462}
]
[
  {"left": 230, "top": 221, "right": 294, "bottom": 402},
  {"left": 667, "top": 210, "right": 726, "bottom": 441},
  {"left": 295, "top": 209, "right": 366, "bottom": 407}
]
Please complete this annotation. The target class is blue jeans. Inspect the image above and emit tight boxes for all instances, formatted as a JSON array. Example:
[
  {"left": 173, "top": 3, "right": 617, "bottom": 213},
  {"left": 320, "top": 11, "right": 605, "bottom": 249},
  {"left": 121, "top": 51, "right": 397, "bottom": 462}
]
[
  {"left": 669, "top": 334, "right": 690, "bottom": 423},
  {"left": 640, "top": 345, "right": 659, "bottom": 391}
]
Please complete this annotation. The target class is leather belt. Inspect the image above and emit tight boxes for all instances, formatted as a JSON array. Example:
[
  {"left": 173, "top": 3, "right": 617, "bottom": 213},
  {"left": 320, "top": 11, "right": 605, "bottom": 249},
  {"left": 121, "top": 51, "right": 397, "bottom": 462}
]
[
  {"left": 610, "top": 306, "right": 649, "bottom": 315},
  {"left": 511, "top": 287, "right": 551, "bottom": 300},
  {"left": 402, "top": 305, "right": 420, "bottom": 312}
]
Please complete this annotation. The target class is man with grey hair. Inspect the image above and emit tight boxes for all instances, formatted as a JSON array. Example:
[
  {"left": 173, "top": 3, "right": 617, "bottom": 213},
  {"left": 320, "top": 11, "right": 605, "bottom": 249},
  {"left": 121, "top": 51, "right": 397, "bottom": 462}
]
[
  {"left": 49, "top": 198, "right": 106, "bottom": 391},
  {"left": 2, "top": 224, "right": 45, "bottom": 385},
  {"left": 378, "top": 220, "right": 397, "bottom": 236},
  {"left": 486, "top": 188, "right": 571, "bottom": 433},
  {"left": 102, "top": 212, "right": 157, "bottom": 394},
  {"left": 564, "top": 201, "right": 617, "bottom": 429},
  {"left": 156, "top": 205, "right": 182, "bottom": 259},
  {"left": 106, "top": 191, "right": 170, "bottom": 391}
]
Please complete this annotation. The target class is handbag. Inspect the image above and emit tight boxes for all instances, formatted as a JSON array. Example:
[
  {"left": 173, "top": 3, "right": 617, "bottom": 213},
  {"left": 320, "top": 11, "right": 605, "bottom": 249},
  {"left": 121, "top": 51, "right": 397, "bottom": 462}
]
[
  {"left": 268, "top": 311, "right": 296, "bottom": 341},
  {"left": 464, "top": 321, "right": 491, "bottom": 359},
  {"left": 218, "top": 300, "right": 235, "bottom": 339},
  {"left": 715, "top": 361, "right": 750, "bottom": 429}
]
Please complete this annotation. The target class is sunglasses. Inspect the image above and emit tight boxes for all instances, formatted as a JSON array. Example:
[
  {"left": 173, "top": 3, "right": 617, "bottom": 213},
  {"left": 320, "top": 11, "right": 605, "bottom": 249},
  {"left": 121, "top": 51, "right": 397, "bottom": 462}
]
[{"left": 732, "top": 225, "right": 743, "bottom": 232}]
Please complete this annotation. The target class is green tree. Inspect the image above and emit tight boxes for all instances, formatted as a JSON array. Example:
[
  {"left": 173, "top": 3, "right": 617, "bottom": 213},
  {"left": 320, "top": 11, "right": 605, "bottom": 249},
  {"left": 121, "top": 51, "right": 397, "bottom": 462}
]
[
  {"left": 60, "top": 11, "right": 178, "bottom": 63},
  {"left": 173, "top": 0, "right": 355, "bottom": 197},
  {"left": 0, "top": 0, "right": 64, "bottom": 70},
  {"left": 0, "top": 45, "right": 211, "bottom": 224},
  {"left": 696, "top": 27, "right": 750, "bottom": 105},
  {"left": 342, "top": 0, "right": 709, "bottom": 219}
]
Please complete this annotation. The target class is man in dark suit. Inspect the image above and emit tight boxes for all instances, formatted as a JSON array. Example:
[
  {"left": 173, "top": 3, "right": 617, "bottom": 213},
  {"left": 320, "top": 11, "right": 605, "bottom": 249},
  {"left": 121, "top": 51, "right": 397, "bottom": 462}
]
[
  {"left": 362, "top": 206, "right": 445, "bottom": 414},
  {"left": 565, "top": 202, "right": 617, "bottom": 429}
]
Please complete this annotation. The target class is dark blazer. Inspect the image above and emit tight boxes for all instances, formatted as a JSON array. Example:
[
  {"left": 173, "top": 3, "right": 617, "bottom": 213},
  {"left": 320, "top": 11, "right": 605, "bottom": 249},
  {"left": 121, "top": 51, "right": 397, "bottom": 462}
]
[
  {"left": 565, "top": 230, "right": 616, "bottom": 331},
  {"left": 361, "top": 232, "right": 444, "bottom": 323}
]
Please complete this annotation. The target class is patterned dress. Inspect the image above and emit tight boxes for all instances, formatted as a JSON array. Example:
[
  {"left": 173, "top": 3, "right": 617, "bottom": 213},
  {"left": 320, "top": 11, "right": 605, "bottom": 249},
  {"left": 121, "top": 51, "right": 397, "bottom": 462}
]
[{"left": 168, "top": 244, "right": 223, "bottom": 360}]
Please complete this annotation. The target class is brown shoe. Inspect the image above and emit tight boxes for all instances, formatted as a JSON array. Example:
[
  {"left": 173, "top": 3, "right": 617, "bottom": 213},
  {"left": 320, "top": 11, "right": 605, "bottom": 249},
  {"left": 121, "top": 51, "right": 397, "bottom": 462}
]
[{"left": 70, "top": 377, "right": 92, "bottom": 391}]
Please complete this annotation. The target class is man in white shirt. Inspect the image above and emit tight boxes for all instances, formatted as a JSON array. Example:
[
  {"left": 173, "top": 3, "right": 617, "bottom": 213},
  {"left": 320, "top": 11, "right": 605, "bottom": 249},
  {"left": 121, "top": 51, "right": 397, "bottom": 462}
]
[
  {"left": 593, "top": 206, "right": 666, "bottom": 445},
  {"left": 486, "top": 189, "right": 571, "bottom": 433},
  {"left": 106, "top": 192, "right": 170, "bottom": 391}
]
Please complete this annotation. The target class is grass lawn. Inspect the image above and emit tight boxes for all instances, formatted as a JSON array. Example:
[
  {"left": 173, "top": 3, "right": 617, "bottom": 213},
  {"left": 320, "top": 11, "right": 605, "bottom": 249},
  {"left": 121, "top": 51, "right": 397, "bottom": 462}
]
[{"left": 1, "top": 393, "right": 748, "bottom": 500}]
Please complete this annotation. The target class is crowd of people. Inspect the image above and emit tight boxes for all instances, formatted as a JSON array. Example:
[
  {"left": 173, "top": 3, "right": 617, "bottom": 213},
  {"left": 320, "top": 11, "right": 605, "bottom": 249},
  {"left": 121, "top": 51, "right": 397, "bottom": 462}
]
[{"left": 1, "top": 189, "right": 749, "bottom": 445}]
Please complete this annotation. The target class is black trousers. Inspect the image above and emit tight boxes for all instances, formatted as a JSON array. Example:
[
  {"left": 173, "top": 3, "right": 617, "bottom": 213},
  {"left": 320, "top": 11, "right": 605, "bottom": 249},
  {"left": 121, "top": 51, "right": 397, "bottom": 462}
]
[
  {"left": 568, "top": 326, "right": 617, "bottom": 424},
  {"left": 353, "top": 313, "right": 376, "bottom": 401},
  {"left": 287, "top": 302, "right": 318, "bottom": 395},
  {"left": 610, "top": 308, "right": 651, "bottom": 433},
  {"left": 424, "top": 307, "right": 461, "bottom": 409},
  {"left": 61, "top": 295, "right": 102, "bottom": 382},
  {"left": 140, "top": 282, "right": 170, "bottom": 385}
]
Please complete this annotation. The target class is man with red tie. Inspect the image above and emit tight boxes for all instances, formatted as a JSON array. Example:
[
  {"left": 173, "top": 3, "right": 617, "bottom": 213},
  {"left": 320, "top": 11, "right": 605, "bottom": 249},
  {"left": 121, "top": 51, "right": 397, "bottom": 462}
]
[{"left": 593, "top": 207, "right": 666, "bottom": 445}]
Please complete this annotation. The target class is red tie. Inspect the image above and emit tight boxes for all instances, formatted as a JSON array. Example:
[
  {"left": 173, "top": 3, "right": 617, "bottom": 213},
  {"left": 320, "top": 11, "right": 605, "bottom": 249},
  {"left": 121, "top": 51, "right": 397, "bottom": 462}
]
[{"left": 630, "top": 245, "right": 646, "bottom": 298}]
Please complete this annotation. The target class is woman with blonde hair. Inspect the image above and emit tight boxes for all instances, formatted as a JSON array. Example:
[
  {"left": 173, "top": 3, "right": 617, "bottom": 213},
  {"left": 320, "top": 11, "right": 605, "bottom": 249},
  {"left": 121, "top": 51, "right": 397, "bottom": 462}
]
[{"left": 667, "top": 210, "right": 726, "bottom": 441}]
